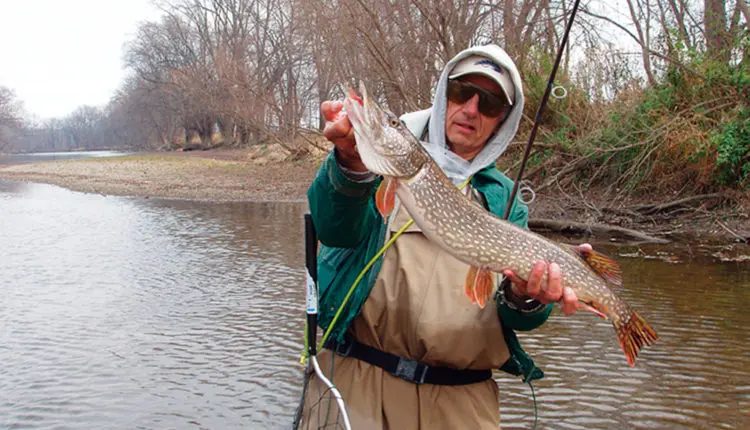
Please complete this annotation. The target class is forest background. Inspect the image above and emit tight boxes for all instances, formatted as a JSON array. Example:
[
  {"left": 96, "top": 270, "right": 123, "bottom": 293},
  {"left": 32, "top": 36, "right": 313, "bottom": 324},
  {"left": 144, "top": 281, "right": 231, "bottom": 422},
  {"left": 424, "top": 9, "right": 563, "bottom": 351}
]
[{"left": 1, "top": 0, "right": 748, "bottom": 202}]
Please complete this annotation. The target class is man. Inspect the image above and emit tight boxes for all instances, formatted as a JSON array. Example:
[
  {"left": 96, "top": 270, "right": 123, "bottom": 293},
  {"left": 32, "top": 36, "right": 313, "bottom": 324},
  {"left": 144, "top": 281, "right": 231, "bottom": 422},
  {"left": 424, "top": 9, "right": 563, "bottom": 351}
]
[{"left": 304, "top": 44, "right": 585, "bottom": 429}]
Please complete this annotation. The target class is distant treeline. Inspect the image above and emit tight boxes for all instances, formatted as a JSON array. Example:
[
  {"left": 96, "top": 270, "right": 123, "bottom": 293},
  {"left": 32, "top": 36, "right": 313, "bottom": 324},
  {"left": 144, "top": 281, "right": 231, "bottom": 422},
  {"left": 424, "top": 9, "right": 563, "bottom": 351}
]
[{"left": 1, "top": 0, "right": 747, "bottom": 191}]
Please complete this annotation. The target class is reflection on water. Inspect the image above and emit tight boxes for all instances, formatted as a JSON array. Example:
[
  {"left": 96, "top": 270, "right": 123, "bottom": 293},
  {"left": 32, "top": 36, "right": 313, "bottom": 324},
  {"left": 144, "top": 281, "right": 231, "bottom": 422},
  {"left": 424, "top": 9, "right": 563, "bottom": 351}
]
[
  {"left": 0, "top": 181, "right": 307, "bottom": 429},
  {"left": 501, "top": 255, "right": 750, "bottom": 429},
  {"left": 1, "top": 179, "right": 748, "bottom": 429}
]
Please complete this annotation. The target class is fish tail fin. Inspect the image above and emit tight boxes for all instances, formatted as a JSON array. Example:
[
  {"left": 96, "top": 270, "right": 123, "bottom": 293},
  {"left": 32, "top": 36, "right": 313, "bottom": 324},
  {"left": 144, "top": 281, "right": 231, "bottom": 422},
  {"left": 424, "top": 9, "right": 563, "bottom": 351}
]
[{"left": 614, "top": 311, "right": 659, "bottom": 366}]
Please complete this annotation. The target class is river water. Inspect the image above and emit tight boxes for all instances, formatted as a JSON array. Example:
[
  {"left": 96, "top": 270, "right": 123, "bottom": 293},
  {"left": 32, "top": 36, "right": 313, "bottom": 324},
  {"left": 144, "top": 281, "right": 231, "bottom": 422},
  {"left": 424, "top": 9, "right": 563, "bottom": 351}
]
[
  {"left": 0, "top": 151, "right": 129, "bottom": 166},
  {"left": 1, "top": 172, "right": 748, "bottom": 428}
]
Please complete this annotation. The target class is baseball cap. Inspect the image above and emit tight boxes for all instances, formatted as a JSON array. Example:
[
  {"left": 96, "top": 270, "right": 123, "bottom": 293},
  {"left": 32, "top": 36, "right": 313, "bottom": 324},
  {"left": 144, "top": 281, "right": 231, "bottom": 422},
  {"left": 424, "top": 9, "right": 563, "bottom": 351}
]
[{"left": 448, "top": 55, "right": 515, "bottom": 106}]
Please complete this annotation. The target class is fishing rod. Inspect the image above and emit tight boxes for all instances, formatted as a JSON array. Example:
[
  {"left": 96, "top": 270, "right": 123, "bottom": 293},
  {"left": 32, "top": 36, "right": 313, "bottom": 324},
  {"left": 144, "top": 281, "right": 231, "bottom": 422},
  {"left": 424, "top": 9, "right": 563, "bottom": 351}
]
[
  {"left": 504, "top": 0, "right": 583, "bottom": 220},
  {"left": 293, "top": 1, "right": 582, "bottom": 426},
  {"left": 292, "top": 214, "right": 352, "bottom": 430},
  {"left": 500, "top": 3, "right": 582, "bottom": 429}
]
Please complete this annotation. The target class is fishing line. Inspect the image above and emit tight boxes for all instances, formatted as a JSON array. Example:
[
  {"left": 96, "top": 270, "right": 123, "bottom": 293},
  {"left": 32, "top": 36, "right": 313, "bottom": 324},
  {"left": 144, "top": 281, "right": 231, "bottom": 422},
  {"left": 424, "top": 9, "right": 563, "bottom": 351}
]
[
  {"left": 297, "top": 179, "right": 474, "bottom": 428},
  {"left": 316, "top": 176, "right": 474, "bottom": 351},
  {"left": 528, "top": 380, "right": 539, "bottom": 430},
  {"left": 504, "top": 0, "right": 583, "bottom": 220},
  {"left": 305, "top": 0, "right": 583, "bottom": 417}
]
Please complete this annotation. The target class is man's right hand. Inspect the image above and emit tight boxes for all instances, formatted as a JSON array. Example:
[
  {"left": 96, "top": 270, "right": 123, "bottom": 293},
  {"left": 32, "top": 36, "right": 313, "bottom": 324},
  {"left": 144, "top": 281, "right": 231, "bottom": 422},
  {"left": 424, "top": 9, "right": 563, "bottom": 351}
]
[{"left": 321, "top": 100, "right": 368, "bottom": 172}]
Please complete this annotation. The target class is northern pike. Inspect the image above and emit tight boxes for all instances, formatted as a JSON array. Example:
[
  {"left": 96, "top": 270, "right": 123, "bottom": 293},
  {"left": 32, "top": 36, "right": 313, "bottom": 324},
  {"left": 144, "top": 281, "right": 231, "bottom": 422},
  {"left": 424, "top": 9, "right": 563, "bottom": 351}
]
[{"left": 343, "top": 82, "right": 658, "bottom": 366}]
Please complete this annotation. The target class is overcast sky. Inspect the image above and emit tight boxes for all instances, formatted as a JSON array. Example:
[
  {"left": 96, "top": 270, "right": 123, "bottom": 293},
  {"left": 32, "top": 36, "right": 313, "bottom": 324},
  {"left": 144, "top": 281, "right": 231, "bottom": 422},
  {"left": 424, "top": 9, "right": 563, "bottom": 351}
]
[
  {"left": 0, "top": 0, "right": 162, "bottom": 120},
  {"left": 1, "top": 1, "right": 639, "bottom": 122}
]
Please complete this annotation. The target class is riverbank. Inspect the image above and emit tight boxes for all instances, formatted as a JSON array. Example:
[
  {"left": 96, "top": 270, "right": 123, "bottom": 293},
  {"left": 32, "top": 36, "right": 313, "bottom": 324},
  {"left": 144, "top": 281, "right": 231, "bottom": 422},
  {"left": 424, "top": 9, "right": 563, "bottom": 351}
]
[
  {"left": 1, "top": 147, "right": 748, "bottom": 251},
  {"left": 0, "top": 148, "right": 321, "bottom": 202}
]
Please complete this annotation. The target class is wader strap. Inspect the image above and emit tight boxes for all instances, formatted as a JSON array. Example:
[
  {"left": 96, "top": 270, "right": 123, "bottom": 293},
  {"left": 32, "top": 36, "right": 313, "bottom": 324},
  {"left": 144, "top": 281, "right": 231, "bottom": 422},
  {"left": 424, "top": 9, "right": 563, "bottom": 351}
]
[{"left": 325, "top": 334, "right": 492, "bottom": 386}]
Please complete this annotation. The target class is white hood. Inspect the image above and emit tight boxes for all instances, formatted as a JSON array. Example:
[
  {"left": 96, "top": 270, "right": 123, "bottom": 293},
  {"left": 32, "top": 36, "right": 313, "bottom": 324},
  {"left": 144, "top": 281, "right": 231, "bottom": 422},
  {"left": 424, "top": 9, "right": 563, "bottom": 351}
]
[{"left": 401, "top": 45, "right": 524, "bottom": 184}]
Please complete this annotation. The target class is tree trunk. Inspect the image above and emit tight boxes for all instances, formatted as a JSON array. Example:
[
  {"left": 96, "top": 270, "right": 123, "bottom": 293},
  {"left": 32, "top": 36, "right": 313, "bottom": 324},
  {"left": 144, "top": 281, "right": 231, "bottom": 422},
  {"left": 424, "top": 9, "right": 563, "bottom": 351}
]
[
  {"left": 704, "top": 0, "right": 729, "bottom": 64},
  {"left": 626, "top": 0, "right": 656, "bottom": 86}
]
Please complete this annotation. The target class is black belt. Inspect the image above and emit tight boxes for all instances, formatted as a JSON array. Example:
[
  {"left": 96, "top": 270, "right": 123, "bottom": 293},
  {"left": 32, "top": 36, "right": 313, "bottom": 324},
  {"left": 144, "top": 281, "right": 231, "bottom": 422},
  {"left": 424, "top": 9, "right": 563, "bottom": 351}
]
[{"left": 324, "top": 334, "right": 492, "bottom": 386}]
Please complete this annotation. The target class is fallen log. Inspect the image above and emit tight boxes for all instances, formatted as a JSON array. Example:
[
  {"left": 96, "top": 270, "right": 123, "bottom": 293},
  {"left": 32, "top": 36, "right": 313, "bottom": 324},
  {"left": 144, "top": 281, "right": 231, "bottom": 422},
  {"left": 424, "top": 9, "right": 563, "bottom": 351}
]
[
  {"left": 632, "top": 193, "right": 724, "bottom": 215},
  {"left": 529, "top": 218, "right": 670, "bottom": 244}
]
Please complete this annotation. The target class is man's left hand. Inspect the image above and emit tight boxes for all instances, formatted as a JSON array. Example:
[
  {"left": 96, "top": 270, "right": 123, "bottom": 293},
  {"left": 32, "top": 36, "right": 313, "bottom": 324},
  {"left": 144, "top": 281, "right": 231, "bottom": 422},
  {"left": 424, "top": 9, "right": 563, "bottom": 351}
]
[{"left": 502, "top": 243, "right": 593, "bottom": 316}]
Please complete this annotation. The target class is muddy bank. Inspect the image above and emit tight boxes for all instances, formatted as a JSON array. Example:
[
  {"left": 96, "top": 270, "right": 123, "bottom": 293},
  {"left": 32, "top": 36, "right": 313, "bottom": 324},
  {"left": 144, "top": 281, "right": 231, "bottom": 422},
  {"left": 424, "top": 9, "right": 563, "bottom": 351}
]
[{"left": 1, "top": 148, "right": 748, "bottom": 256}]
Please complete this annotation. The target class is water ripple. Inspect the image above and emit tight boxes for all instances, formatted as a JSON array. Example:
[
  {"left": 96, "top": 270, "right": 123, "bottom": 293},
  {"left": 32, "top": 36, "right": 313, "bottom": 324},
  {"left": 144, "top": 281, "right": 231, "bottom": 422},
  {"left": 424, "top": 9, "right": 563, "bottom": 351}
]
[{"left": 1, "top": 181, "right": 748, "bottom": 429}]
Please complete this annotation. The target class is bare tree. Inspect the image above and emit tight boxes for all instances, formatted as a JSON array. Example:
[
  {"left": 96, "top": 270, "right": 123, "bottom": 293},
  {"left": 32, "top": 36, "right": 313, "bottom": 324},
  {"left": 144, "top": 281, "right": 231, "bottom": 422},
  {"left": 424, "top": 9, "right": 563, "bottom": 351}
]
[
  {"left": 0, "top": 86, "right": 24, "bottom": 150},
  {"left": 62, "top": 106, "right": 105, "bottom": 150}
]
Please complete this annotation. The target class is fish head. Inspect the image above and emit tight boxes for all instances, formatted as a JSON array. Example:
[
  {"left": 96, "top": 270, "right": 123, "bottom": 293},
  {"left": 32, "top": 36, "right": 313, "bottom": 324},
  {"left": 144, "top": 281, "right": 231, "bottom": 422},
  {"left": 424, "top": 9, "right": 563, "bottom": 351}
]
[{"left": 344, "top": 81, "right": 426, "bottom": 178}]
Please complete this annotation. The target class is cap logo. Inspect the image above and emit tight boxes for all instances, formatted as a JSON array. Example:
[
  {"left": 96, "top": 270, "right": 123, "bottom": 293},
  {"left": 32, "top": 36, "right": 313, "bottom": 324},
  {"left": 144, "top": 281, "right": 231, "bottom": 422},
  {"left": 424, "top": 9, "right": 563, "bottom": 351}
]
[{"left": 475, "top": 59, "right": 503, "bottom": 75}]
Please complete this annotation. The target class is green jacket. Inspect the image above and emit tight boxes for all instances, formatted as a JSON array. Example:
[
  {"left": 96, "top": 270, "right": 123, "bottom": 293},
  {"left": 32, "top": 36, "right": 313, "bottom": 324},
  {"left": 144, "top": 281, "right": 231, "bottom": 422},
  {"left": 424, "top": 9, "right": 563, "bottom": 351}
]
[{"left": 307, "top": 151, "right": 551, "bottom": 382}]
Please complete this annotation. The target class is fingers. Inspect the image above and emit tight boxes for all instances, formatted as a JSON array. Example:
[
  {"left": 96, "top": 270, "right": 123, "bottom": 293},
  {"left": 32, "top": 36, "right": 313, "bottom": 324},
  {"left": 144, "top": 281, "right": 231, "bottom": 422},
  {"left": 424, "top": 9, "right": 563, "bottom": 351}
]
[
  {"left": 578, "top": 243, "right": 593, "bottom": 252},
  {"left": 321, "top": 100, "right": 352, "bottom": 142},
  {"left": 524, "top": 261, "right": 546, "bottom": 297},
  {"left": 560, "top": 287, "right": 579, "bottom": 316},
  {"left": 321, "top": 100, "right": 343, "bottom": 122},
  {"left": 504, "top": 262, "right": 549, "bottom": 301},
  {"left": 323, "top": 118, "right": 355, "bottom": 144},
  {"left": 321, "top": 100, "right": 362, "bottom": 170},
  {"left": 322, "top": 112, "right": 353, "bottom": 142},
  {"left": 502, "top": 269, "right": 524, "bottom": 287},
  {"left": 544, "top": 262, "right": 562, "bottom": 302},
  {"left": 543, "top": 262, "right": 579, "bottom": 315},
  {"left": 506, "top": 261, "right": 579, "bottom": 316}
]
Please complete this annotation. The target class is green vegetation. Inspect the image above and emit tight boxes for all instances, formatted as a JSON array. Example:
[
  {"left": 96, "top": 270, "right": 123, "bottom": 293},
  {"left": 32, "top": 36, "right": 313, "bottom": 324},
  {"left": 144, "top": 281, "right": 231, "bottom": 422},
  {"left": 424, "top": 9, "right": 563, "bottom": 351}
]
[{"left": 521, "top": 52, "right": 749, "bottom": 194}]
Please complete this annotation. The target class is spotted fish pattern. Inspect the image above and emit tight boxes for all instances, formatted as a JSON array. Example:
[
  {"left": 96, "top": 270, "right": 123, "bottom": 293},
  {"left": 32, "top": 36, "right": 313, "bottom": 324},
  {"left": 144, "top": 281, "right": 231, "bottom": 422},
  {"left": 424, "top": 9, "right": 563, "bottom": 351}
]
[{"left": 344, "top": 81, "right": 658, "bottom": 366}]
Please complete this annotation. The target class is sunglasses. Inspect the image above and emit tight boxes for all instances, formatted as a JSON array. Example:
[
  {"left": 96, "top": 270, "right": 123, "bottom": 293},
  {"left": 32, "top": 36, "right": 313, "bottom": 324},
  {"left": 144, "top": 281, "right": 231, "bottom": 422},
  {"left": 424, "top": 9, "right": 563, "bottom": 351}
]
[{"left": 446, "top": 80, "right": 510, "bottom": 118}]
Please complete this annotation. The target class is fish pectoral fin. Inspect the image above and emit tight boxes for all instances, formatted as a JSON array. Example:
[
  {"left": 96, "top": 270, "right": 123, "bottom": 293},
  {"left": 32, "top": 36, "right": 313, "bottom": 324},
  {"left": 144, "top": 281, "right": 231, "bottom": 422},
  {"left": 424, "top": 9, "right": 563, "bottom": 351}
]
[
  {"left": 580, "top": 300, "right": 609, "bottom": 320},
  {"left": 375, "top": 177, "right": 397, "bottom": 221},
  {"left": 568, "top": 245, "right": 623, "bottom": 287},
  {"left": 464, "top": 266, "right": 478, "bottom": 304},
  {"left": 465, "top": 266, "right": 493, "bottom": 309}
]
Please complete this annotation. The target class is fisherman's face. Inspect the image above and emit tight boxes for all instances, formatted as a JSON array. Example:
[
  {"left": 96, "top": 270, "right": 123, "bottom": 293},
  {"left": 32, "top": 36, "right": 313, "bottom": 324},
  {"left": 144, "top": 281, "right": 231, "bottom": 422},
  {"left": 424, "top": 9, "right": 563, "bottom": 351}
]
[{"left": 445, "top": 74, "right": 510, "bottom": 161}]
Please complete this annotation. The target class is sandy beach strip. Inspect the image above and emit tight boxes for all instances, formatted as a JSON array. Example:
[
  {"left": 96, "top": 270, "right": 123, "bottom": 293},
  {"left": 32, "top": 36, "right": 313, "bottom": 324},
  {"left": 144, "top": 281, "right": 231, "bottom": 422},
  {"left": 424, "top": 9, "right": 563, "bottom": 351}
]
[{"left": 0, "top": 151, "right": 321, "bottom": 202}]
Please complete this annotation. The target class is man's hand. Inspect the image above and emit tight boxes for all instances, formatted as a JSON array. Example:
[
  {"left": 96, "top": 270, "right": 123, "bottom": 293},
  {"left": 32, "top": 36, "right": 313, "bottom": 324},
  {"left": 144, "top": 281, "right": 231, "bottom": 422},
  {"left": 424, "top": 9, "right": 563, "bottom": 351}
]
[
  {"left": 321, "top": 100, "right": 367, "bottom": 172},
  {"left": 502, "top": 243, "right": 593, "bottom": 316}
]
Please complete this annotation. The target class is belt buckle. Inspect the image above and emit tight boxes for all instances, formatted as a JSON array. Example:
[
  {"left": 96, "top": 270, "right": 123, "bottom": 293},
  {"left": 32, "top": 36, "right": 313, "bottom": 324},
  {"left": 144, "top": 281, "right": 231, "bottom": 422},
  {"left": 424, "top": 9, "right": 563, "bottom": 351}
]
[
  {"left": 333, "top": 338, "right": 353, "bottom": 357},
  {"left": 394, "top": 357, "right": 429, "bottom": 384}
]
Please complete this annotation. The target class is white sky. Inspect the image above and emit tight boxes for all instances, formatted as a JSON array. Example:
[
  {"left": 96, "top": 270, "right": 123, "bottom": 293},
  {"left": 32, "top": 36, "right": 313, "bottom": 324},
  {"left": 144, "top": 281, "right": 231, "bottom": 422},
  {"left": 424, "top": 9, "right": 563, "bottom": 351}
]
[
  {"left": 0, "top": 0, "right": 162, "bottom": 120},
  {"left": 0, "top": 0, "right": 640, "bottom": 121}
]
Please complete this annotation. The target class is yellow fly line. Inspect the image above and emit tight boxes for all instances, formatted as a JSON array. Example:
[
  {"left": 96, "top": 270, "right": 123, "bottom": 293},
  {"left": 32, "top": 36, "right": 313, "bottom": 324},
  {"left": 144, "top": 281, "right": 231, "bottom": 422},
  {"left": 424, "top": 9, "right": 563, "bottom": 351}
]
[{"left": 308, "top": 176, "right": 473, "bottom": 357}]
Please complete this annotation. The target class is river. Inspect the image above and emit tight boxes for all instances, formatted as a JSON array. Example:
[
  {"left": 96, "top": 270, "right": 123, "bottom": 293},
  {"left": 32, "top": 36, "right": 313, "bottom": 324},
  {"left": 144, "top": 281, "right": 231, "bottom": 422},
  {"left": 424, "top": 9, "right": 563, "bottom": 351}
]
[{"left": 0, "top": 164, "right": 748, "bottom": 429}]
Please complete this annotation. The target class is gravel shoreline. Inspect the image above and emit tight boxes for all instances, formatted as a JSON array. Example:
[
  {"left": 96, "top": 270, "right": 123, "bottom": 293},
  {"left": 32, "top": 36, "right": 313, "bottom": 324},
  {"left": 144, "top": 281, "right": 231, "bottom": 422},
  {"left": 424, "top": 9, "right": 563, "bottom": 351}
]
[{"left": 0, "top": 151, "right": 320, "bottom": 202}]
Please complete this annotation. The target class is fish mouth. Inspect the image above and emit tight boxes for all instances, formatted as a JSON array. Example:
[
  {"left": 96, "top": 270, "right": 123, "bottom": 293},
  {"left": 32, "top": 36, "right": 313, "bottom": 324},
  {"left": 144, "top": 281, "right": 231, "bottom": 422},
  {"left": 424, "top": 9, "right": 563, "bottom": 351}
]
[
  {"left": 345, "top": 82, "right": 382, "bottom": 139},
  {"left": 343, "top": 87, "right": 370, "bottom": 137},
  {"left": 345, "top": 81, "right": 409, "bottom": 157}
]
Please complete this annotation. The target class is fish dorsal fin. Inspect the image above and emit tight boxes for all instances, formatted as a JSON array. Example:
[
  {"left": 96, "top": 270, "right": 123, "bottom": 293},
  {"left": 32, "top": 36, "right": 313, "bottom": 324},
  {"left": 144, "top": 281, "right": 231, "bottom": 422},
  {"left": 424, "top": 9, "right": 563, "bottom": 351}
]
[{"left": 565, "top": 244, "right": 623, "bottom": 287}]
